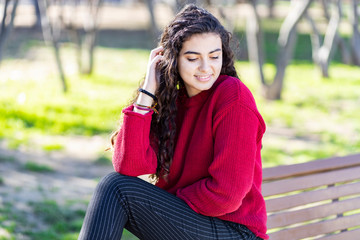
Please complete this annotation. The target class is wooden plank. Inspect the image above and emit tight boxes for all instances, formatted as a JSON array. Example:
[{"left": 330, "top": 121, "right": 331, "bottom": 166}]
[
  {"left": 266, "top": 181, "right": 360, "bottom": 212},
  {"left": 262, "top": 166, "right": 360, "bottom": 197},
  {"left": 320, "top": 228, "right": 360, "bottom": 240},
  {"left": 267, "top": 197, "right": 360, "bottom": 229},
  {"left": 268, "top": 213, "right": 360, "bottom": 240},
  {"left": 263, "top": 154, "right": 360, "bottom": 181}
]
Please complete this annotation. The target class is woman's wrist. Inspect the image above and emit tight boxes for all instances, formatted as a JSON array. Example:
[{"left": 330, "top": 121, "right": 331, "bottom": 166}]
[
  {"left": 134, "top": 86, "right": 157, "bottom": 115},
  {"left": 141, "top": 81, "right": 157, "bottom": 95}
]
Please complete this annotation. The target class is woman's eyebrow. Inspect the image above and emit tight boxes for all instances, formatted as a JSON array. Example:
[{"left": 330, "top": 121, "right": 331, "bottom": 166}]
[{"left": 183, "top": 48, "right": 222, "bottom": 55}]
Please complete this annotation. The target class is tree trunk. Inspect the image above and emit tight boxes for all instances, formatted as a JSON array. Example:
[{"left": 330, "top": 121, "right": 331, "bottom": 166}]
[
  {"left": 267, "top": 0, "right": 275, "bottom": 18},
  {"left": 0, "top": 0, "right": 19, "bottom": 63},
  {"left": 304, "top": 12, "right": 321, "bottom": 64},
  {"left": 246, "top": 0, "right": 266, "bottom": 85},
  {"left": 350, "top": 0, "right": 360, "bottom": 65},
  {"left": 33, "top": 0, "right": 41, "bottom": 28},
  {"left": 38, "top": 0, "right": 67, "bottom": 92},
  {"left": 145, "top": 0, "right": 160, "bottom": 45},
  {"left": 81, "top": 0, "right": 103, "bottom": 74},
  {"left": 317, "top": 0, "right": 342, "bottom": 78},
  {"left": 322, "top": 0, "right": 351, "bottom": 65},
  {"left": 246, "top": 0, "right": 312, "bottom": 100},
  {"left": 267, "top": 0, "right": 313, "bottom": 100}
]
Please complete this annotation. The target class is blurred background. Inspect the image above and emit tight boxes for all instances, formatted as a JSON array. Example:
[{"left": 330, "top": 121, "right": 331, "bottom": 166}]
[{"left": 0, "top": 0, "right": 359, "bottom": 239}]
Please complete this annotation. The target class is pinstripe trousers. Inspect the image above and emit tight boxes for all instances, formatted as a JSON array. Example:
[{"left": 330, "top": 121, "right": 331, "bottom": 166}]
[{"left": 78, "top": 172, "right": 263, "bottom": 240}]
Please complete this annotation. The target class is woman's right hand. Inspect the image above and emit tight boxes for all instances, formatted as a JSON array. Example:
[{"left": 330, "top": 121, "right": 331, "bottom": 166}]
[{"left": 142, "top": 46, "right": 164, "bottom": 94}]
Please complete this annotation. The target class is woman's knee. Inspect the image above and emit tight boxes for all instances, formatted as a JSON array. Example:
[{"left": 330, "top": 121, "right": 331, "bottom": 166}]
[{"left": 95, "top": 172, "right": 127, "bottom": 194}]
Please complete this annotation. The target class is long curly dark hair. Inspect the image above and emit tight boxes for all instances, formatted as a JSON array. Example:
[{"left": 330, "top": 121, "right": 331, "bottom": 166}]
[{"left": 112, "top": 4, "right": 239, "bottom": 180}]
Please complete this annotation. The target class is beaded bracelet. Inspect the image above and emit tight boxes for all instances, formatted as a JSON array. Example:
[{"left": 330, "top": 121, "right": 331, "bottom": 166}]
[{"left": 139, "top": 88, "right": 158, "bottom": 102}]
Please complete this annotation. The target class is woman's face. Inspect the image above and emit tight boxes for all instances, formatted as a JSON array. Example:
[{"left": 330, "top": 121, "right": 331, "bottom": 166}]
[{"left": 177, "top": 33, "right": 223, "bottom": 97}]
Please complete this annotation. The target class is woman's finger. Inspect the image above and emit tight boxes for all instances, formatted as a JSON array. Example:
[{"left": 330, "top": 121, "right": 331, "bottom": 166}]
[{"left": 149, "top": 46, "right": 164, "bottom": 60}]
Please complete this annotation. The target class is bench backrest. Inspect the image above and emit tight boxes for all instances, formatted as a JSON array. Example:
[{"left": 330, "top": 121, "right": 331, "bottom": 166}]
[{"left": 262, "top": 153, "right": 360, "bottom": 240}]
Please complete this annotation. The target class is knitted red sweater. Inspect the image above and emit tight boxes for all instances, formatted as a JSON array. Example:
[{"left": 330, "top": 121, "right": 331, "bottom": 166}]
[{"left": 113, "top": 75, "right": 268, "bottom": 239}]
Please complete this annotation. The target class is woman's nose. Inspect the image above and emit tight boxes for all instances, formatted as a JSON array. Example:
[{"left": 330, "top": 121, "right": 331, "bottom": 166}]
[{"left": 199, "top": 59, "right": 210, "bottom": 72}]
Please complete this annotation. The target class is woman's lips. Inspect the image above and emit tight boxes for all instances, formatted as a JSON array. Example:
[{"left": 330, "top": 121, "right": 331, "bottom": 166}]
[{"left": 195, "top": 74, "right": 212, "bottom": 82}]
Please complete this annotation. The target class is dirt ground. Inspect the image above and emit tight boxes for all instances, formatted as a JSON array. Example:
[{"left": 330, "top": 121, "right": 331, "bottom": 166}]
[{"left": 0, "top": 134, "right": 114, "bottom": 238}]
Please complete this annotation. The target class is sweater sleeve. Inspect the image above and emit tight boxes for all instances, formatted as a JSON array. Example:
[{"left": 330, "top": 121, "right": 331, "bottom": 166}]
[
  {"left": 176, "top": 102, "right": 264, "bottom": 216},
  {"left": 112, "top": 105, "right": 158, "bottom": 176}
]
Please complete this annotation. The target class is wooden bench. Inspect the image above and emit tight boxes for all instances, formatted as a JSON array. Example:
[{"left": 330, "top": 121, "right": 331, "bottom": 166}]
[{"left": 262, "top": 153, "right": 360, "bottom": 239}]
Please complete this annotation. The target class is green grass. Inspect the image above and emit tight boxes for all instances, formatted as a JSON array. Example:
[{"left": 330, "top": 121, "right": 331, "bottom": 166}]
[
  {"left": 94, "top": 153, "right": 112, "bottom": 165},
  {"left": 0, "top": 155, "right": 15, "bottom": 163},
  {"left": 26, "top": 200, "right": 85, "bottom": 240},
  {"left": 0, "top": 202, "right": 18, "bottom": 240},
  {"left": 24, "top": 162, "right": 54, "bottom": 173},
  {"left": 42, "top": 143, "right": 64, "bottom": 152},
  {"left": 0, "top": 47, "right": 148, "bottom": 142},
  {"left": 25, "top": 200, "right": 137, "bottom": 240}
]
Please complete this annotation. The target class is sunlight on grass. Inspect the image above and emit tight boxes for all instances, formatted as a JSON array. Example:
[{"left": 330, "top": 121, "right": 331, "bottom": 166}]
[
  {"left": 237, "top": 61, "right": 360, "bottom": 167},
  {"left": 0, "top": 47, "right": 149, "bottom": 141}
]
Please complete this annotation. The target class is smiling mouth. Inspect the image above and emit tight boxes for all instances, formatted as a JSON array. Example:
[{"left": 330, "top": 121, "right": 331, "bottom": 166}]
[{"left": 195, "top": 74, "right": 212, "bottom": 82}]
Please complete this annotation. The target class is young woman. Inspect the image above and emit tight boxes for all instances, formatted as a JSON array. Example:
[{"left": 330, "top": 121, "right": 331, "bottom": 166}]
[{"left": 79, "top": 4, "right": 268, "bottom": 240}]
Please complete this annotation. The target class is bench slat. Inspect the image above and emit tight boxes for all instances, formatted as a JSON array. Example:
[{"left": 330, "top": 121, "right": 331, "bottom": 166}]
[
  {"left": 320, "top": 228, "right": 360, "bottom": 240},
  {"left": 262, "top": 166, "right": 360, "bottom": 197},
  {"left": 266, "top": 181, "right": 360, "bottom": 212},
  {"left": 268, "top": 213, "right": 360, "bottom": 240},
  {"left": 263, "top": 153, "right": 360, "bottom": 181},
  {"left": 267, "top": 196, "right": 360, "bottom": 229}
]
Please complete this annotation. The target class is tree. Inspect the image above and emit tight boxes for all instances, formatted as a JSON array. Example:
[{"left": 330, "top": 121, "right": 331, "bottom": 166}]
[
  {"left": 65, "top": 0, "right": 104, "bottom": 75},
  {"left": 246, "top": 0, "right": 313, "bottom": 100},
  {"left": 36, "top": 0, "right": 104, "bottom": 92},
  {"left": 37, "top": 0, "right": 67, "bottom": 92},
  {"left": 305, "top": 0, "right": 343, "bottom": 77},
  {"left": 0, "top": 0, "right": 19, "bottom": 64},
  {"left": 350, "top": 0, "right": 360, "bottom": 65}
]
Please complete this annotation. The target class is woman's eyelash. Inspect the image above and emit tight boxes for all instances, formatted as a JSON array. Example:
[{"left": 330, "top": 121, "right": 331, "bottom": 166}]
[{"left": 187, "top": 56, "right": 219, "bottom": 62}]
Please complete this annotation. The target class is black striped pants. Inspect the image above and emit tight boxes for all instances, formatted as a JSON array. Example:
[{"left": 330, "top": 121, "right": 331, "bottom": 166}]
[{"left": 78, "top": 172, "right": 262, "bottom": 240}]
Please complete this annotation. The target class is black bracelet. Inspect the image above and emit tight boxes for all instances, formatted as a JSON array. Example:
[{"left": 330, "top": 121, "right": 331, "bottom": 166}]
[{"left": 139, "top": 88, "right": 158, "bottom": 101}]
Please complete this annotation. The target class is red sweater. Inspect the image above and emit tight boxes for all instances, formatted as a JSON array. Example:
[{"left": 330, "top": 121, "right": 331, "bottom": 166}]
[{"left": 113, "top": 75, "right": 268, "bottom": 239}]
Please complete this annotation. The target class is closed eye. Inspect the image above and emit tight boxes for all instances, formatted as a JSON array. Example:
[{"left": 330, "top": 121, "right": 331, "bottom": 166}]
[{"left": 187, "top": 58, "right": 197, "bottom": 62}]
